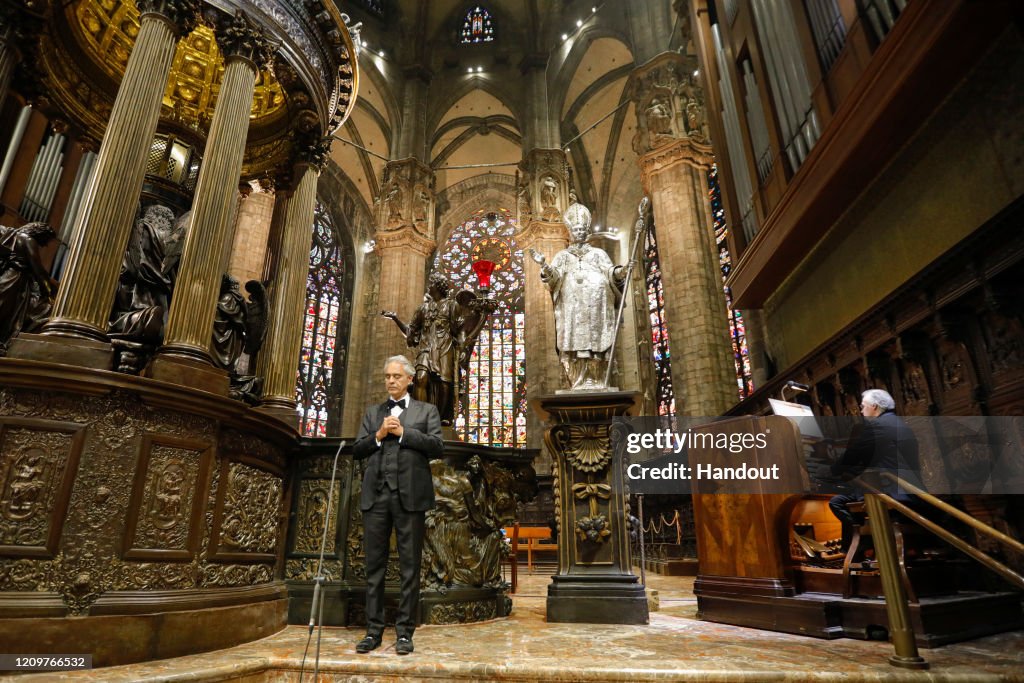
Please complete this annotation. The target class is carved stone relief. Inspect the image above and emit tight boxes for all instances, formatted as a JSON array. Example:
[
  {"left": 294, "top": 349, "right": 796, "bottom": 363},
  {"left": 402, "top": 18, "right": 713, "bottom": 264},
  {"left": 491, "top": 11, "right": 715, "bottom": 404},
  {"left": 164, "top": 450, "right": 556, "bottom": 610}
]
[
  {"left": 628, "top": 54, "right": 708, "bottom": 156},
  {"left": 517, "top": 149, "right": 569, "bottom": 224},
  {"left": 379, "top": 160, "right": 434, "bottom": 237}
]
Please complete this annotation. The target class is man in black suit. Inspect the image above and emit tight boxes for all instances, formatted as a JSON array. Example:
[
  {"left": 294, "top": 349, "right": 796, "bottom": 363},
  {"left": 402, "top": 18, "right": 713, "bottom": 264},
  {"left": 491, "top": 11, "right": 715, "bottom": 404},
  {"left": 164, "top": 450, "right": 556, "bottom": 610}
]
[
  {"left": 828, "top": 388, "right": 920, "bottom": 552},
  {"left": 352, "top": 355, "right": 443, "bottom": 655}
]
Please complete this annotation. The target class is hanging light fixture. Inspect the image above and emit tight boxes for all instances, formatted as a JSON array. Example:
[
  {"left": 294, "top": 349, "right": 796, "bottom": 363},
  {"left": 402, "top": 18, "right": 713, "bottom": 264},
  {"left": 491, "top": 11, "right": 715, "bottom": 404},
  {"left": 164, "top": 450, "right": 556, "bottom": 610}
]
[{"left": 472, "top": 259, "right": 496, "bottom": 291}]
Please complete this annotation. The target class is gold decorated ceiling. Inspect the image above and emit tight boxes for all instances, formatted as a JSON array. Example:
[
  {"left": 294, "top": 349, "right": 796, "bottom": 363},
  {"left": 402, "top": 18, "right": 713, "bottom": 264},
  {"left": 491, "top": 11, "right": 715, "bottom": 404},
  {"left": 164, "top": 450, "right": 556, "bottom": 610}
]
[{"left": 72, "top": 0, "right": 285, "bottom": 130}]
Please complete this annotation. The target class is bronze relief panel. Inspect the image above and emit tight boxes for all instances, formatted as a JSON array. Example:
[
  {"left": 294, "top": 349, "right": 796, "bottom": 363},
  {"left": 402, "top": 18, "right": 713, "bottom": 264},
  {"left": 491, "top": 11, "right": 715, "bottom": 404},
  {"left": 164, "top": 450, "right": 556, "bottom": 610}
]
[
  {"left": 0, "top": 418, "right": 86, "bottom": 558},
  {"left": 208, "top": 459, "right": 283, "bottom": 563},
  {"left": 122, "top": 434, "right": 213, "bottom": 561}
]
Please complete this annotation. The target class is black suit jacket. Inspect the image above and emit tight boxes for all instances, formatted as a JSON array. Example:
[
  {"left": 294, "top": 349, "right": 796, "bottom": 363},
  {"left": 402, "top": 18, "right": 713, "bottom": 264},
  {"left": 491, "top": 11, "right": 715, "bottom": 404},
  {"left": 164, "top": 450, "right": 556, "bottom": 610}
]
[
  {"left": 352, "top": 397, "right": 443, "bottom": 512},
  {"left": 831, "top": 410, "right": 920, "bottom": 492}
]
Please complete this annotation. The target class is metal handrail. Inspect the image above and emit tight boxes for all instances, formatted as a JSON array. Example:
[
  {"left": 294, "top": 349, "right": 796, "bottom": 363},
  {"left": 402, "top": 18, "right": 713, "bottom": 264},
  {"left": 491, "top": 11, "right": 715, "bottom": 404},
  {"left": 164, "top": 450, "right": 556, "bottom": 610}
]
[
  {"left": 880, "top": 472, "right": 1024, "bottom": 556},
  {"left": 874, "top": 491, "right": 1024, "bottom": 591}
]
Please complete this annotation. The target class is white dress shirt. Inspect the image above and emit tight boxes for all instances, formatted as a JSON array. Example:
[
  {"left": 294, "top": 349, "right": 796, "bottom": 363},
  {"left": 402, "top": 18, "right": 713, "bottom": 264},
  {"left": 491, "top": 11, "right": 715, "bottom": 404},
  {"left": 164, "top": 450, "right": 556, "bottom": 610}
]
[{"left": 376, "top": 392, "right": 409, "bottom": 445}]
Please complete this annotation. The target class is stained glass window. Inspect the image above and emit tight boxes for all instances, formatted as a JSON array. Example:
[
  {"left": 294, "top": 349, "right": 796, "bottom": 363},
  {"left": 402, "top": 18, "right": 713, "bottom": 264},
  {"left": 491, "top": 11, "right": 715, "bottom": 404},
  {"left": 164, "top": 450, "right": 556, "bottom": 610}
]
[
  {"left": 433, "top": 208, "right": 525, "bottom": 447},
  {"left": 297, "top": 201, "right": 349, "bottom": 437},
  {"left": 460, "top": 6, "right": 495, "bottom": 44},
  {"left": 643, "top": 211, "right": 676, "bottom": 417},
  {"left": 710, "top": 164, "right": 754, "bottom": 399}
]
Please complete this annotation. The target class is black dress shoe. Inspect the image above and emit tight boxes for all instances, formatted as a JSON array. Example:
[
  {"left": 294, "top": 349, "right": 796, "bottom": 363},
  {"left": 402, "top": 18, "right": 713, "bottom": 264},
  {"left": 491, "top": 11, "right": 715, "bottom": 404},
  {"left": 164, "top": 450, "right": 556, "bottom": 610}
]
[
  {"left": 395, "top": 636, "right": 414, "bottom": 655},
  {"left": 355, "top": 634, "right": 382, "bottom": 653}
]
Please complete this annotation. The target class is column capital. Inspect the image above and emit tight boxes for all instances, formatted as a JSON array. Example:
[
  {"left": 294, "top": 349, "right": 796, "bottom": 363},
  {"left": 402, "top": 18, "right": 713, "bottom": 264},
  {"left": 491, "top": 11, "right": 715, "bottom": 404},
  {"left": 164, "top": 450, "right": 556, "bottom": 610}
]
[
  {"left": 379, "top": 158, "right": 435, "bottom": 240},
  {"left": 515, "top": 218, "right": 569, "bottom": 249},
  {"left": 518, "top": 148, "right": 570, "bottom": 224},
  {"left": 137, "top": 0, "right": 202, "bottom": 38},
  {"left": 627, "top": 51, "right": 710, "bottom": 156},
  {"left": 211, "top": 9, "right": 274, "bottom": 69},
  {"left": 373, "top": 225, "right": 436, "bottom": 257},
  {"left": 637, "top": 136, "right": 713, "bottom": 186},
  {"left": 291, "top": 133, "right": 331, "bottom": 172}
]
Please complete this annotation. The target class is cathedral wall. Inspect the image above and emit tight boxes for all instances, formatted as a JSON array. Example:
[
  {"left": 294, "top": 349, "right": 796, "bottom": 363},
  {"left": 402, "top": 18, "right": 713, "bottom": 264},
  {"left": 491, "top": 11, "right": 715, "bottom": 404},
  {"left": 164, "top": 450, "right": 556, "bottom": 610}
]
[{"left": 763, "top": 28, "right": 1024, "bottom": 370}]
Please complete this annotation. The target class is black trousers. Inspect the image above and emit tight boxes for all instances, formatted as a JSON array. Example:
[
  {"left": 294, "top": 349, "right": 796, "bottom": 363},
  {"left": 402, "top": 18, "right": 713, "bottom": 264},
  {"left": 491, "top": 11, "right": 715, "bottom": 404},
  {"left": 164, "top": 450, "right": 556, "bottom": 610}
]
[
  {"left": 829, "top": 492, "right": 864, "bottom": 552},
  {"left": 363, "top": 484, "right": 425, "bottom": 638}
]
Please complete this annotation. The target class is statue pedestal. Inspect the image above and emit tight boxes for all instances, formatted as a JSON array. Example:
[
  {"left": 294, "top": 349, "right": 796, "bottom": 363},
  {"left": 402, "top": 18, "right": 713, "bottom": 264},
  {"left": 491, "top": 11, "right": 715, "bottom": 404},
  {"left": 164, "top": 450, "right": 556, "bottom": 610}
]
[{"left": 533, "top": 390, "right": 649, "bottom": 624}]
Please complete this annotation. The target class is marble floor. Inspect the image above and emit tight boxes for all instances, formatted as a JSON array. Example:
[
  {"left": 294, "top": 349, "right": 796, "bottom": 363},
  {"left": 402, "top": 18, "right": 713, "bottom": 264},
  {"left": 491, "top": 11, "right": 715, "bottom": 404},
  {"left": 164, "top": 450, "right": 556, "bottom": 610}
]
[{"left": 12, "top": 567, "right": 1024, "bottom": 682}]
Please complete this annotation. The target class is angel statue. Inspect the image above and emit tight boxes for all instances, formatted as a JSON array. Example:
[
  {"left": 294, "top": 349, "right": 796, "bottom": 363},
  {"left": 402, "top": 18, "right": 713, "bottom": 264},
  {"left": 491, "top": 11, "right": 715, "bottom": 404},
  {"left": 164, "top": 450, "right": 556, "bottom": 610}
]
[
  {"left": 382, "top": 272, "right": 497, "bottom": 425},
  {"left": 528, "top": 192, "right": 634, "bottom": 391}
]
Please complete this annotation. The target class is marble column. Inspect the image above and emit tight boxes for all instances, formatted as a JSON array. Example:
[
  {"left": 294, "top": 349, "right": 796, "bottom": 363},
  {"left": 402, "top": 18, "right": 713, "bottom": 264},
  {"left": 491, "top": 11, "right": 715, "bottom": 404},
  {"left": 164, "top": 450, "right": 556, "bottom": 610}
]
[
  {"left": 148, "top": 11, "right": 272, "bottom": 391},
  {"left": 371, "top": 158, "right": 436, "bottom": 387},
  {"left": 256, "top": 151, "right": 327, "bottom": 423},
  {"left": 517, "top": 149, "right": 570, "bottom": 468},
  {"left": 630, "top": 52, "right": 736, "bottom": 416},
  {"left": 40, "top": 0, "right": 200, "bottom": 343}
]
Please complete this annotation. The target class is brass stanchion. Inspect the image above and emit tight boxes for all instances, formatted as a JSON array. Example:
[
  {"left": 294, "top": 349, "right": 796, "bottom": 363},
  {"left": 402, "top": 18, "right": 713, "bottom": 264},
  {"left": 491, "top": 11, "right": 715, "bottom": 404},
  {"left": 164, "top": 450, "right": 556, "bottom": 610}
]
[{"left": 863, "top": 493, "right": 928, "bottom": 669}]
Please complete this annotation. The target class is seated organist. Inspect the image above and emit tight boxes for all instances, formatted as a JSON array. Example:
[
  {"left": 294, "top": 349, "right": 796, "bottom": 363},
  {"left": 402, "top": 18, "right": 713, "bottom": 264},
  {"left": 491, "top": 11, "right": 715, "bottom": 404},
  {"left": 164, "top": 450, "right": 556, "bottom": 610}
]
[{"left": 824, "top": 389, "right": 920, "bottom": 553}]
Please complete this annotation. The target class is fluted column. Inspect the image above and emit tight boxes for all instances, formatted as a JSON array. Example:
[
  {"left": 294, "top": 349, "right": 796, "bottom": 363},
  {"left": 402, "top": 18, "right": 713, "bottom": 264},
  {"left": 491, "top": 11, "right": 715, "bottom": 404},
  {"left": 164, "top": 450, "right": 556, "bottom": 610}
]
[
  {"left": 517, "top": 149, "right": 570, "bottom": 468},
  {"left": 256, "top": 153, "right": 326, "bottom": 417},
  {"left": 154, "top": 11, "right": 272, "bottom": 370},
  {"left": 630, "top": 52, "right": 736, "bottom": 415},
  {"left": 42, "top": 0, "right": 200, "bottom": 341}
]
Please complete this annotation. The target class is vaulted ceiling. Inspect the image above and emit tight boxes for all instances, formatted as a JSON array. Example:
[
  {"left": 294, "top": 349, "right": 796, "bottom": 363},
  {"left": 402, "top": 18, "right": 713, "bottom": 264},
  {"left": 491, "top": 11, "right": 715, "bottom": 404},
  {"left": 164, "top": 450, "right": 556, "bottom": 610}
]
[{"left": 331, "top": 0, "right": 680, "bottom": 232}]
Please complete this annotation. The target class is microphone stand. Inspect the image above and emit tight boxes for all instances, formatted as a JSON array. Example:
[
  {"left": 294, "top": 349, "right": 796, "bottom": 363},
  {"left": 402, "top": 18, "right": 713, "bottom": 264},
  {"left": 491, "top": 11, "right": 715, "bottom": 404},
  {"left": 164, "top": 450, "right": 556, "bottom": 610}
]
[
  {"left": 603, "top": 197, "right": 650, "bottom": 389},
  {"left": 298, "top": 438, "right": 346, "bottom": 683}
]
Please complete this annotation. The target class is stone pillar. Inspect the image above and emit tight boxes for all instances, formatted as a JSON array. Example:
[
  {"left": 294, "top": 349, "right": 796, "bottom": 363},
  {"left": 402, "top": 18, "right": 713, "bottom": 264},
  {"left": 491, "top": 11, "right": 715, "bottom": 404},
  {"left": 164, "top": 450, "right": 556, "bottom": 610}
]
[
  {"left": 148, "top": 11, "right": 273, "bottom": 392},
  {"left": 371, "top": 158, "right": 436, "bottom": 382},
  {"left": 630, "top": 52, "right": 735, "bottom": 416},
  {"left": 534, "top": 391, "right": 649, "bottom": 624},
  {"left": 40, "top": 0, "right": 200, "bottom": 343},
  {"left": 0, "top": 7, "right": 24, "bottom": 111},
  {"left": 256, "top": 148, "right": 327, "bottom": 423},
  {"left": 371, "top": 227, "right": 436, "bottom": 381},
  {"left": 226, "top": 185, "right": 275, "bottom": 286},
  {"left": 516, "top": 149, "right": 570, "bottom": 469}
]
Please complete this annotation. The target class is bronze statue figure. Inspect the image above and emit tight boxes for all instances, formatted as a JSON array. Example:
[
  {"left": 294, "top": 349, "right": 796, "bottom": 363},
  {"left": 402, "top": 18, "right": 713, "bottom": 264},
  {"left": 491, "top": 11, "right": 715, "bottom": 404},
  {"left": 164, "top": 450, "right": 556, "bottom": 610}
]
[
  {"left": 109, "top": 206, "right": 184, "bottom": 338},
  {"left": 212, "top": 274, "right": 269, "bottom": 404},
  {"left": 382, "top": 273, "right": 496, "bottom": 425},
  {"left": 108, "top": 205, "right": 187, "bottom": 373},
  {"left": 0, "top": 222, "right": 58, "bottom": 356}
]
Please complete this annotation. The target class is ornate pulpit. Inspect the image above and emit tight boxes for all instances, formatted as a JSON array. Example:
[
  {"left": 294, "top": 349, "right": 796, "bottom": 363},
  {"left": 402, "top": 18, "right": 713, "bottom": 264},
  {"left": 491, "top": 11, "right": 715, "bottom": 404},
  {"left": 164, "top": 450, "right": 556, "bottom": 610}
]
[{"left": 534, "top": 390, "right": 648, "bottom": 624}]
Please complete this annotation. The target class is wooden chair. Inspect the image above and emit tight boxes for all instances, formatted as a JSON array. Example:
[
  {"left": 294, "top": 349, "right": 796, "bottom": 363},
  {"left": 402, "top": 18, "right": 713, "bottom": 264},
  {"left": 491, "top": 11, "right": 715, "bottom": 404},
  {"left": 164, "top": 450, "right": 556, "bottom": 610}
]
[
  {"left": 518, "top": 526, "right": 558, "bottom": 570},
  {"left": 501, "top": 522, "right": 519, "bottom": 593}
]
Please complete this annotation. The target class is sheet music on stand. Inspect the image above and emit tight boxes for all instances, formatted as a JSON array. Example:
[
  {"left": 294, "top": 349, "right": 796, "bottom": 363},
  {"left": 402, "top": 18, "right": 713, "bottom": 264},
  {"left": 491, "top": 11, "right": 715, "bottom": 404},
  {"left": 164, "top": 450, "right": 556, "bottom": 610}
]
[
  {"left": 769, "top": 399, "right": 830, "bottom": 491},
  {"left": 768, "top": 399, "right": 823, "bottom": 439}
]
